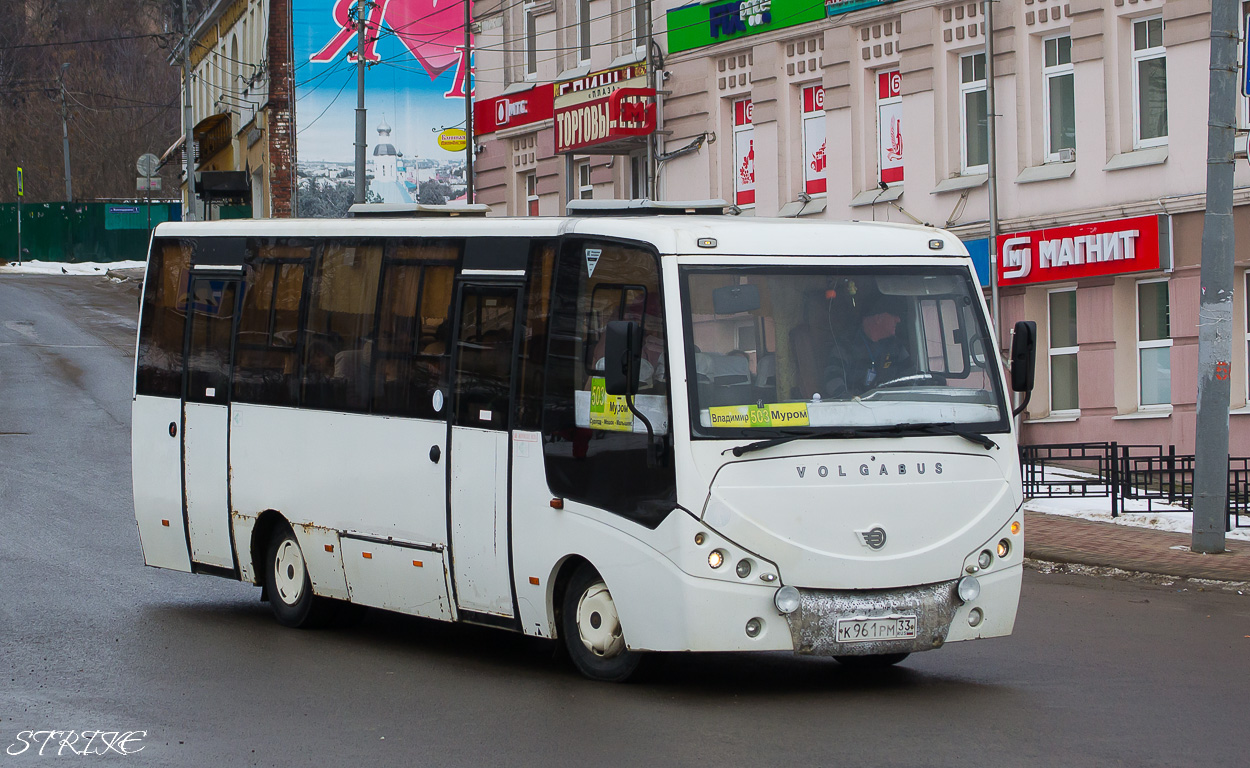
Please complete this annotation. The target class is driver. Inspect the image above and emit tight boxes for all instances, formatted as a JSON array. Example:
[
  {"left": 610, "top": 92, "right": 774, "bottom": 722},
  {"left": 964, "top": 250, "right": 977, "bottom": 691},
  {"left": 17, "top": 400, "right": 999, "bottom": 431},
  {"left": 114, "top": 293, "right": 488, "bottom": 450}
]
[{"left": 822, "top": 292, "right": 913, "bottom": 397}]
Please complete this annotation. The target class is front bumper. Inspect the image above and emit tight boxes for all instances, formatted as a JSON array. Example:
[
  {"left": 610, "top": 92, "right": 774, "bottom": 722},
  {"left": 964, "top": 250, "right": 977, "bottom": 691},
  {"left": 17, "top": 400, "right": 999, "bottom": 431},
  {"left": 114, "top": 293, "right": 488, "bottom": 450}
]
[{"left": 784, "top": 580, "right": 960, "bottom": 656}]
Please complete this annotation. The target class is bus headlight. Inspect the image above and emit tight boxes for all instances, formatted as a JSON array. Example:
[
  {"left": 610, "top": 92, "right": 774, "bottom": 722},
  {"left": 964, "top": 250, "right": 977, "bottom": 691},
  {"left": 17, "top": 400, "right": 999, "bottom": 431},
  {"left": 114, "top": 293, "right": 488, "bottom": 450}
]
[
  {"left": 774, "top": 586, "right": 800, "bottom": 614},
  {"left": 735, "top": 559, "right": 752, "bottom": 579},
  {"left": 957, "top": 575, "right": 981, "bottom": 604},
  {"left": 708, "top": 549, "right": 726, "bottom": 569},
  {"left": 978, "top": 550, "right": 992, "bottom": 570},
  {"left": 997, "top": 539, "right": 1011, "bottom": 558}
]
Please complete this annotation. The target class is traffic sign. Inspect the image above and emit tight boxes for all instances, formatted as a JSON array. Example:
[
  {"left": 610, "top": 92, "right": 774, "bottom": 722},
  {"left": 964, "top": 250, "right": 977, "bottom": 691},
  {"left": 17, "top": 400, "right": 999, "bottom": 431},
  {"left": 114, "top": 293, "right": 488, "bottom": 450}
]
[
  {"left": 136, "top": 153, "right": 160, "bottom": 178},
  {"left": 16, "top": 167, "right": 23, "bottom": 197}
]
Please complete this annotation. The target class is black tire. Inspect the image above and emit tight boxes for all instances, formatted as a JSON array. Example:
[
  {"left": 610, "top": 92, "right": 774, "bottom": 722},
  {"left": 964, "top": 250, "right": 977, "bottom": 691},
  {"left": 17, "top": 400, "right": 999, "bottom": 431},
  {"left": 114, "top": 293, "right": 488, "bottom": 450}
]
[
  {"left": 834, "top": 652, "right": 910, "bottom": 669},
  {"left": 560, "top": 565, "right": 642, "bottom": 682},
  {"left": 265, "top": 524, "right": 333, "bottom": 628}
]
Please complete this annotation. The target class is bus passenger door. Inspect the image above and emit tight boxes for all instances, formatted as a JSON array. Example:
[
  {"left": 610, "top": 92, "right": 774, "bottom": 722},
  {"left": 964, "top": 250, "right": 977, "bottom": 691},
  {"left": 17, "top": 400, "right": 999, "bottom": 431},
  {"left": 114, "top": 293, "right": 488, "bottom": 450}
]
[
  {"left": 448, "top": 283, "right": 520, "bottom": 620},
  {"left": 181, "top": 274, "right": 240, "bottom": 572}
]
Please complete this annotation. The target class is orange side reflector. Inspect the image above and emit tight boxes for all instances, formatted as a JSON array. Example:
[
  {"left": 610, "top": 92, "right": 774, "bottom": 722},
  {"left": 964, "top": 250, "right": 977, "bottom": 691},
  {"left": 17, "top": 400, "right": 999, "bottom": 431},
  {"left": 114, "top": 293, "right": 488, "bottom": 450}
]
[
  {"left": 161, "top": 519, "right": 170, "bottom": 527},
  {"left": 550, "top": 498, "right": 564, "bottom": 509},
  {"left": 324, "top": 544, "right": 334, "bottom": 553},
  {"left": 529, "top": 577, "right": 540, "bottom": 585},
  {"left": 362, "top": 552, "right": 372, "bottom": 559},
  {"left": 413, "top": 560, "right": 423, "bottom": 568}
]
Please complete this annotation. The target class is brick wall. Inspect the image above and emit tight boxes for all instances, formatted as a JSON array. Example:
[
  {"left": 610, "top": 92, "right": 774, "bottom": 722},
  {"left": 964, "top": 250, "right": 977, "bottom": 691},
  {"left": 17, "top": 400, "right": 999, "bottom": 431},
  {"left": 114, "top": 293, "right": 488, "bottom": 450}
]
[{"left": 268, "top": 0, "right": 295, "bottom": 218}]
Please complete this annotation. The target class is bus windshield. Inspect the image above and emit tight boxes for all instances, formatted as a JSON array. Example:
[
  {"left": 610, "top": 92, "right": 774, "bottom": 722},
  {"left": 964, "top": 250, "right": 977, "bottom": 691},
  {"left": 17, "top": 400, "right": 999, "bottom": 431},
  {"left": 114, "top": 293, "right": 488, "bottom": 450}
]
[{"left": 680, "top": 265, "right": 1008, "bottom": 438}]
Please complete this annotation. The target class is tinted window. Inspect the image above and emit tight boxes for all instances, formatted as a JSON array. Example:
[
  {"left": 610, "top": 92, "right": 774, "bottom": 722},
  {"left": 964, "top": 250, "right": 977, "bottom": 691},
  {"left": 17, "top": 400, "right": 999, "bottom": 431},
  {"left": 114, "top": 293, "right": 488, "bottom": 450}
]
[
  {"left": 302, "top": 240, "right": 384, "bottom": 412},
  {"left": 372, "top": 240, "right": 458, "bottom": 418},
  {"left": 136, "top": 239, "right": 191, "bottom": 397},
  {"left": 516, "top": 242, "right": 556, "bottom": 431},
  {"left": 542, "top": 240, "right": 674, "bottom": 527},
  {"left": 233, "top": 241, "right": 311, "bottom": 406},
  {"left": 184, "top": 278, "right": 238, "bottom": 405},
  {"left": 453, "top": 286, "right": 518, "bottom": 430}
]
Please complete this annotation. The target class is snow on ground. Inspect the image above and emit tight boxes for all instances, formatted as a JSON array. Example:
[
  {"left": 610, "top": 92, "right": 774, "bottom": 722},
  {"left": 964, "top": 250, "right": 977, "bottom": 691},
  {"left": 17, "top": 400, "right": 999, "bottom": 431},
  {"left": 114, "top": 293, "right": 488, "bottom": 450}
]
[
  {"left": 1025, "top": 463, "right": 1250, "bottom": 541},
  {"left": 1, "top": 260, "right": 146, "bottom": 276}
]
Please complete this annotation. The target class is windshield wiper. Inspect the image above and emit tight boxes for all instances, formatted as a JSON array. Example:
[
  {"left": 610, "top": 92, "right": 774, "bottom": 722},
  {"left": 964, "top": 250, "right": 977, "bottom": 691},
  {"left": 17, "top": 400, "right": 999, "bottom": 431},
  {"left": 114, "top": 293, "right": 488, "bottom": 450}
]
[
  {"left": 905, "top": 422, "right": 998, "bottom": 449},
  {"left": 725, "top": 423, "right": 997, "bottom": 457},
  {"left": 728, "top": 430, "right": 809, "bottom": 457}
]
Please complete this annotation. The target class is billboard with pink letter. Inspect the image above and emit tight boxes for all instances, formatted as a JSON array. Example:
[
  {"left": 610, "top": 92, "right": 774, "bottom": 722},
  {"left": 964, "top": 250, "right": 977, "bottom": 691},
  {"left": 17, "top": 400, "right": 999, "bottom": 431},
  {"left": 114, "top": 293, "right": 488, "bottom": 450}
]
[{"left": 293, "top": 0, "right": 472, "bottom": 211}]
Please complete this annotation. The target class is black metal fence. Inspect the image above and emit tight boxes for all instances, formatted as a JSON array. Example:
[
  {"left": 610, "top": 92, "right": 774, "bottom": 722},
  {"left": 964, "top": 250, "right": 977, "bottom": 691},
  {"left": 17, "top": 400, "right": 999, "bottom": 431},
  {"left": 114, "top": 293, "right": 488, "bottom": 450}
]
[{"left": 1020, "top": 442, "right": 1250, "bottom": 530}]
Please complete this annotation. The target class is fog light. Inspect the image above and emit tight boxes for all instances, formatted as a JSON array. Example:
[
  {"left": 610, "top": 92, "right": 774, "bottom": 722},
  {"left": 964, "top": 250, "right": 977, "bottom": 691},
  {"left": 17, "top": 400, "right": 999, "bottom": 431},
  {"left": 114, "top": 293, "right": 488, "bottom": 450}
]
[
  {"left": 774, "top": 585, "right": 800, "bottom": 614},
  {"left": 968, "top": 607, "right": 984, "bottom": 627},
  {"left": 978, "top": 550, "right": 992, "bottom": 569},
  {"left": 957, "top": 575, "right": 981, "bottom": 603},
  {"left": 745, "top": 618, "right": 763, "bottom": 637},
  {"left": 708, "top": 549, "right": 725, "bottom": 569},
  {"left": 694, "top": 532, "right": 706, "bottom": 545},
  {"left": 735, "top": 559, "right": 752, "bottom": 579},
  {"left": 997, "top": 539, "right": 1011, "bottom": 558}
]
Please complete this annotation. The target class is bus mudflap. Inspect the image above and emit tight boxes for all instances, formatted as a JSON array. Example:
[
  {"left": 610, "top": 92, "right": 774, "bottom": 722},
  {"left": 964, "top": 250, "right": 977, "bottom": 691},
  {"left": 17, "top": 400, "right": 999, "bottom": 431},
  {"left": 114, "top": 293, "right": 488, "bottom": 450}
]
[{"left": 784, "top": 581, "right": 959, "bottom": 657}]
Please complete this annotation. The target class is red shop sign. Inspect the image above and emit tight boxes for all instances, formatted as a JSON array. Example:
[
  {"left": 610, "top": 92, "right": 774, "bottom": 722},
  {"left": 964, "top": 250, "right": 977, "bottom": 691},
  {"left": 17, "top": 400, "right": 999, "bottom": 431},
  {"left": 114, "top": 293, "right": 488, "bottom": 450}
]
[
  {"left": 997, "top": 215, "right": 1163, "bottom": 287},
  {"left": 554, "top": 88, "right": 656, "bottom": 153},
  {"left": 473, "top": 87, "right": 554, "bottom": 136}
]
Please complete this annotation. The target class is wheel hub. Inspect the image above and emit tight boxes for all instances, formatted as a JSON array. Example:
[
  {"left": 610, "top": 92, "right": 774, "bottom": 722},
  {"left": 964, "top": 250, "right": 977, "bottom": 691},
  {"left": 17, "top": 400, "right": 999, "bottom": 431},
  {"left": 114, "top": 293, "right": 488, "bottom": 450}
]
[
  {"left": 575, "top": 583, "right": 624, "bottom": 659},
  {"left": 273, "top": 539, "right": 305, "bottom": 606}
]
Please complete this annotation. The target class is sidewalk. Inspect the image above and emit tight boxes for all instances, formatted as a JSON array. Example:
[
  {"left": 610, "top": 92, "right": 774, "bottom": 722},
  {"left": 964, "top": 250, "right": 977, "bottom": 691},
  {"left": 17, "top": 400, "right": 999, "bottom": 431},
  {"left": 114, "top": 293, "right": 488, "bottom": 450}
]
[{"left": 1024, "top": 510, "right": 1250, "bottom": 582}]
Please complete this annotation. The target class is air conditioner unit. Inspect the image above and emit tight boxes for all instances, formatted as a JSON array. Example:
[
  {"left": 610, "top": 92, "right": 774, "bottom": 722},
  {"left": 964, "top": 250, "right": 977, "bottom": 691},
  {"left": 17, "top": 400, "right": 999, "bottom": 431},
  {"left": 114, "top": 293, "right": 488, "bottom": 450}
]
[{"left": 1057, "top": 147, "right": 1076, "bottom": 163}]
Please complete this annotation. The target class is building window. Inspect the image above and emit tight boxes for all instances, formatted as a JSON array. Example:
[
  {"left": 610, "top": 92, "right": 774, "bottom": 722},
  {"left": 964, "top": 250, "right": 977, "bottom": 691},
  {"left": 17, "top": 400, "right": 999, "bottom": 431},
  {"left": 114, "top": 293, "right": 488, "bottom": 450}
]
[
  {"left": 732, "top": 98, "right": 755, "bottom": 207},
  {"left": 1137, "top": 279, "right": 1171, "bottom": 407},
  {"left": 633, "top": 0, "right": 648, "bottom": 52},
  {"left": 629, "top": 153, "right": 645, "bottom": 198},
  {"left": 1043, "top": 35, "right": 1075, "bottom": 161},
  {"left": 877, "top": 70, "right": 903, "bottom": 184},
  {"left": 801, "top": 85, "right": 826, "bottom": 196},
  {"left": 524, "top": 4, "right": 538, "bottom": 79},
  {"left": 525, "top": 173, "right": 539, "bottom": 215},
  {"left": 577, "top": 161, "right": 593, "bottom": 199},
  {"left": 960, "top": 52, "right": 988, "bottom": 173},
  {"left": 1048, "top": 288, "right": 1079, "bottom": 413},
  {"left": 1132, "top": 16, "right": 1167, "bottom": 148},
  {"left": 578, "top": 0, "right": 592, "bottom": 64}
]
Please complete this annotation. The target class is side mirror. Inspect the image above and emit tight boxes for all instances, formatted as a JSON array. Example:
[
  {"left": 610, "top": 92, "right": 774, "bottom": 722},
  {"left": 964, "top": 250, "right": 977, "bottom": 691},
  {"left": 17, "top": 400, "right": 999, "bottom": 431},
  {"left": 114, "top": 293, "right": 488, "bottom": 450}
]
[
  {"left": 1010, "top": 320, "right": 1037, "bottom": 393},
  {"left": 604, "top": 320, "right": 642, "bottom": 396}
]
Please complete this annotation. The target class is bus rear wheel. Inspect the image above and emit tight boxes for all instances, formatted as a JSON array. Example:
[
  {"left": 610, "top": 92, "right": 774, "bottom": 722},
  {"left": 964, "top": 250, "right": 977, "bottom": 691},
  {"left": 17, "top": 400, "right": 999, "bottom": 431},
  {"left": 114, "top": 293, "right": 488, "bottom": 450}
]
[
  {"left": 561, "top": 565, "right": 642, "bottom": 682},
  {"left": 265, "top": 524, "right": 332, "bottom": 628}
]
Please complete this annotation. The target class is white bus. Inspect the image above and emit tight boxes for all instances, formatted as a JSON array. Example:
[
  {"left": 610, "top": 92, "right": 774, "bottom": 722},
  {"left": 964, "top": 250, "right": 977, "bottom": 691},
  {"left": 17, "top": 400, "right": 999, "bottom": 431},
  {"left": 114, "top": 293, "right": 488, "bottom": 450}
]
[{"left": 132, "top": 201, "right": 1036, "bottom": 681}]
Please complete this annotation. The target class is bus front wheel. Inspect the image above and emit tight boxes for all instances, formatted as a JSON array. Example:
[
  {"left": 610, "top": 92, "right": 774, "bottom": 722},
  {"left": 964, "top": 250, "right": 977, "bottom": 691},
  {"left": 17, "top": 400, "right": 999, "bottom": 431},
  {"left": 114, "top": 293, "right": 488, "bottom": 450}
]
[
  {"left": 265, "top": 525, "right": 331, "bottom": 628},
  {"left": 561, "top": 565, "right": 642, "bottom": 682}
]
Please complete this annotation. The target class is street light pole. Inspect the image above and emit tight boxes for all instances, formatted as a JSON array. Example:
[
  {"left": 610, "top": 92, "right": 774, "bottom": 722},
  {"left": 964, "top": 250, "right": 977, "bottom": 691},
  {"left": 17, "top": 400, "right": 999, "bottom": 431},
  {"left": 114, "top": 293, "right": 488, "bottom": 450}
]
[
  {"left": 984, "top": 0, "right": 1000, "bottom": 347},
  {"left": 353, "top": 0, "right": 368, "bottom": 205},
  {"left": 463, "top": 0, "right": 473, "bottom": 204},
  {"left": 58, "top": 62, "right": 72, "bottom": 202},
  {"left": 181, "top": 0, "right": 196, "bottom": 221}
]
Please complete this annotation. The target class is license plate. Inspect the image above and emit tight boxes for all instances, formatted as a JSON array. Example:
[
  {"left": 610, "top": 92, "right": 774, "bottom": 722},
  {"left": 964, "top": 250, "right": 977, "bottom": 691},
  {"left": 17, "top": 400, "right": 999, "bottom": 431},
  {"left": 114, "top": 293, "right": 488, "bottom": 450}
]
[{"left": 836, "top": 615, "right": 917, "bottom": 643}]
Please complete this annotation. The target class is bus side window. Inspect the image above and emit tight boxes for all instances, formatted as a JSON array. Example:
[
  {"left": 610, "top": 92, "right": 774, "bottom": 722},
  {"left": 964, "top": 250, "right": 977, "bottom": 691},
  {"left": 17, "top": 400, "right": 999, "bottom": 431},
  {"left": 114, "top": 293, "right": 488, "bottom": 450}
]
[
  {"left": 301, "top": 240, "right": 384, "bottom": 412},
  {"left": 136, "top": 239, "right": 192, "bottom": 398},
  {"left": 372, "top": 240, "right": 459, "bottom": 418},
  {"left": 542, "top": 240, "right": 675, "bottom": 527},
  {"left": 515, "top": 242, "right": 557, "bottom": 432},
  {"left": 233, "top": 241, "right": 310, "bottom": 407}
]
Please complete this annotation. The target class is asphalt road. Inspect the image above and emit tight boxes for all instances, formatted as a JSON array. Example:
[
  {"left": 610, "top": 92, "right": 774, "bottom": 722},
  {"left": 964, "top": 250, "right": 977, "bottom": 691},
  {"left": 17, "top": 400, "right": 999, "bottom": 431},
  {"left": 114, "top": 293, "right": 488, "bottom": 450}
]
[{"left": 2, "top": 272, "right": 1248, "bottom": 767}]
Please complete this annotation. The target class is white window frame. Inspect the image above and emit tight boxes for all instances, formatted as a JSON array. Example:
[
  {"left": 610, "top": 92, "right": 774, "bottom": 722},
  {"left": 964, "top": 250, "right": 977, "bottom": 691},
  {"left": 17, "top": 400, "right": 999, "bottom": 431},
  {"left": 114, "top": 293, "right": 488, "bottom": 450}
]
[
  {"left": 1042, "top": 34, "right": 1075, "bottom": 163},
  {"left": 1136, "top": 277, "right": 1172, "bottom": 409},
  {"left": 1245, "top": 271, "right": 1250, "bottom": 403},
  {"left": 800, "top": 84, "right": 827, "bottom": 197},
  {"left": 1048, "top": 286, "right": 1079, "bottom": 415},
  {"left": 524, "top": 3, "right": 538, "bottom": 80},
  {"left": 959, "top": 52, "right": 988, "bottom": 175},
  {"left": 577, "top": 160, "right": 593, "bottom": 199},
  {"left": 633, "top": 0, "right": 649, "bottom": 54},
  {"left": 1132, "top": 16, "right": 1168, "bottom": 149},
  {"left": 577, "top": 0, "right": 592, "bottom": 65},
  {"left": 525, "top": 172, "right": 539, "bottom": 215}
]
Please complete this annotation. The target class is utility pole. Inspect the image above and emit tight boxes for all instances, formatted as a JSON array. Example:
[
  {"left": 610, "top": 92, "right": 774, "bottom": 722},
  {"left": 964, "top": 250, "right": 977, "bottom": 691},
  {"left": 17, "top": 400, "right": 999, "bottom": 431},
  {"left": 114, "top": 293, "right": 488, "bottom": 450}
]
[
  {"left": 645, "top": 0, "right": 656, "bottom": 199},
  {"left": 57, "top": 63, "right": 72, "bottom": 202},
  {"left": 353, "top": 0, "right": 368, "bottom": 205},
  {"left": 1193, "top": 0, "right": 1238, "bottom": 554},
  {"left": 181, "top": 0, "right": 196, "bottom": 221},
  {"left": 984, "top": 0, "right": 1000, "bottom": 346},
  {"left": 463, "top": 0, "right": 473, "bottom": 203}
]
